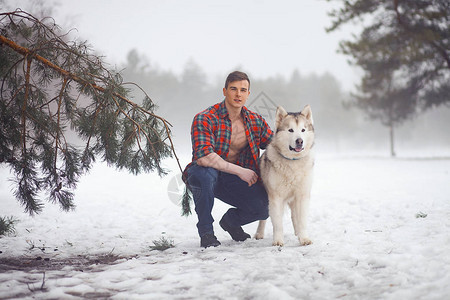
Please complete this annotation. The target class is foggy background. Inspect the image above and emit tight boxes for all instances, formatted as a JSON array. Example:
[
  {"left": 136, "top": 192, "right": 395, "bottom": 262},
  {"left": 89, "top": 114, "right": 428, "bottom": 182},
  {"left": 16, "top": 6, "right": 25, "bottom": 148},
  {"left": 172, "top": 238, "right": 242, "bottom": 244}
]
[{"left": 3, "top": 0, "right": 450, "bottom": 159}]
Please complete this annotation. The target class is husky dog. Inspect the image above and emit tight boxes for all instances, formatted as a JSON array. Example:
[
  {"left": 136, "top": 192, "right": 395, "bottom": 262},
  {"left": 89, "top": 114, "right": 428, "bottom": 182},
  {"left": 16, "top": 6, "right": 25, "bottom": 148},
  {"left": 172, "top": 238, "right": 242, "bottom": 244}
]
[{"left": 255, "top": 105, "right": 314, "bottom": 246}]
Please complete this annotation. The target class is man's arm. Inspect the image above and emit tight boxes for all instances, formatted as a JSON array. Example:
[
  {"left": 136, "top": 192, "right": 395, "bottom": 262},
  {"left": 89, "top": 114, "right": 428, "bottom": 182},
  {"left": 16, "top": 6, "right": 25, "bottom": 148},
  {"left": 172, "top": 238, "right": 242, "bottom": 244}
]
[{"left": 197, "top": 153, "right": 258, "bottom": 187}]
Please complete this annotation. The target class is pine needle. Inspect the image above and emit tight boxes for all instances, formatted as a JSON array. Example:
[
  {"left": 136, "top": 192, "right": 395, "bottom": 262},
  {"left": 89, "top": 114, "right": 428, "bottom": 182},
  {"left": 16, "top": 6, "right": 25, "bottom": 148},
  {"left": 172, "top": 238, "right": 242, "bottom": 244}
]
[
  {"left": 181, "top": 186, "right": 192, "bottom": 217},
  {"left": 0, "top": 216, "right": 18, "bottom": 237}
]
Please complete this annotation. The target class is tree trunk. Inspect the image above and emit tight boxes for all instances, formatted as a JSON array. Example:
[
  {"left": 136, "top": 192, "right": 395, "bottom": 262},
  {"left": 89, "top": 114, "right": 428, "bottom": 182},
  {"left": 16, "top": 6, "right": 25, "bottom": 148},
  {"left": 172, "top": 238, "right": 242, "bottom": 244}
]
[{"left": 389, "top": 124, "right": 396, "bottom": 157}]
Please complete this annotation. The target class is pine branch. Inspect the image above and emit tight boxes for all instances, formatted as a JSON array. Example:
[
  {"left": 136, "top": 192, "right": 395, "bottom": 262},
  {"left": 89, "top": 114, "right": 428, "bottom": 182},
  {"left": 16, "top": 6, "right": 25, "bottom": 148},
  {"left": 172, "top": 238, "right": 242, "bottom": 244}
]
[
  {"left": 1, "top": 34, "right": 179, "bottom": 169},
  {"left": 1, "top": 34, "right": 173, "bottom": 126},
  {"left": 21, "top": 57, "right": 32, "bottom": 155},
  {"left": 0, "top": 10, "right": 184, "bottom": 214},
  {"left": 122, "top": 81, "right": 184, "bottom": 174}
]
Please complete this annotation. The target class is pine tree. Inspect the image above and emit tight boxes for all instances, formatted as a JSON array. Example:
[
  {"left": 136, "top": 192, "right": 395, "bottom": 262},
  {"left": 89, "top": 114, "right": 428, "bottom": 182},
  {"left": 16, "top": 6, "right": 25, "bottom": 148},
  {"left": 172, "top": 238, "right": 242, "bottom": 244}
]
[
  {"left": 0, "top": 10, "right": 181, "bottom": 215},
  {"left": 327, "top": 0, "right": 450, "bottom": 156}
]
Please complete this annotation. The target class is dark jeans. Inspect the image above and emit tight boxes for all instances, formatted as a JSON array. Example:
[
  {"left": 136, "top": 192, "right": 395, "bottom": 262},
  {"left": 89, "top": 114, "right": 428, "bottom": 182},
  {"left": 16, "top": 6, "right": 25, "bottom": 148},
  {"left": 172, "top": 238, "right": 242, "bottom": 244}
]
[{"left": 186, "top": 163, "right": 269, "bottom": 237}]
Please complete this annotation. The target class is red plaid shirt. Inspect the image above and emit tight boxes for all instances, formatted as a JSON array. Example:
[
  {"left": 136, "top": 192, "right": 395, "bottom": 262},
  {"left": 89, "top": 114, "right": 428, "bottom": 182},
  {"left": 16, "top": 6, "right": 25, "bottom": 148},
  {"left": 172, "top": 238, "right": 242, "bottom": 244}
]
[{"left": 183, "top": 101, "right": 273, "bottom": 182}]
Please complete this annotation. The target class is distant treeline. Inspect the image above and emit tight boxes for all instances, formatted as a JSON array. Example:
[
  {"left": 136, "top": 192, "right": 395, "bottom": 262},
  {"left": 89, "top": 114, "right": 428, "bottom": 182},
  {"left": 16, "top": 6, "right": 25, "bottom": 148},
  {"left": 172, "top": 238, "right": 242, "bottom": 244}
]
[{"left": 121, "top": 49, "right": 450, "bottom": 155}]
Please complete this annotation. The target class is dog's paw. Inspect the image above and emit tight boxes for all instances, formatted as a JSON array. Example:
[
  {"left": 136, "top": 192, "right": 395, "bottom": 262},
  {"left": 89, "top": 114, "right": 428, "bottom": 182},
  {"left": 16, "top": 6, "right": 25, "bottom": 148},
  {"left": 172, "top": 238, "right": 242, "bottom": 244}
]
[
  {"left": 272, "top": 239, "right": 284, "bottom": 247},
  {"left": 254, "top": 233, "right": 264, "bottom": 240},
  {"left": 299, "top": 237, "right": 313, "bottom": 246}
]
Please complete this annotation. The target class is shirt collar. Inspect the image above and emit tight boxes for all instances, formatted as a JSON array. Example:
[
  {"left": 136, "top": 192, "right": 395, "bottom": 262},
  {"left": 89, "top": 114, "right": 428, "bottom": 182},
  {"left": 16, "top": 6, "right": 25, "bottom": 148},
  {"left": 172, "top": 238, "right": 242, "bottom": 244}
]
[
  {"left": 217, "top": 100, "right": 229, "bottom": 119},
  {"left": 218, "top": 100, "right": 250, "bottom": 120}
]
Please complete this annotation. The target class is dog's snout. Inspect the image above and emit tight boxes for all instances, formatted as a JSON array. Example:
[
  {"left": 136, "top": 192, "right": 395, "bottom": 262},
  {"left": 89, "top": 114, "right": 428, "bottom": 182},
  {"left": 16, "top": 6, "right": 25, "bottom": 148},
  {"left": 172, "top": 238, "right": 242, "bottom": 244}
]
[{"left": 296, "top": 138, "right": 303, "bottom": 147}]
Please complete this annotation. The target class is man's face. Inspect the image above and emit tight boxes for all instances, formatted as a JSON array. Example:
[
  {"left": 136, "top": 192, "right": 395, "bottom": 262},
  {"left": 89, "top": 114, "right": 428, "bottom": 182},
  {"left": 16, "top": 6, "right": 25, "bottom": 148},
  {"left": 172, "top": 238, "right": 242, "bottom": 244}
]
[{"left": 223, "top": 80, "right": 250, "bottom": 110}]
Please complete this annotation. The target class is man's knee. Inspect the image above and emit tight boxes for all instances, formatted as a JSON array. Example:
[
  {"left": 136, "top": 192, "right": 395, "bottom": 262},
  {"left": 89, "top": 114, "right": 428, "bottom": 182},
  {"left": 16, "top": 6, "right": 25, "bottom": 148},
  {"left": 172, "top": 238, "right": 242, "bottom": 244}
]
[{"left": 187, "top": 164, "right": 219, "bottom": 191}]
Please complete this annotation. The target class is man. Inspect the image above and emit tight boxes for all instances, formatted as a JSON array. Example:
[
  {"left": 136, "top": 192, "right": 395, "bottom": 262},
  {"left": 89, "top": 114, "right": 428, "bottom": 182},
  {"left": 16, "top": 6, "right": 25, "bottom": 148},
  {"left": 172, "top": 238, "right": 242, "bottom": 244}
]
[{"left": 183, "top": 71, "right": 273, "bottom": 248}]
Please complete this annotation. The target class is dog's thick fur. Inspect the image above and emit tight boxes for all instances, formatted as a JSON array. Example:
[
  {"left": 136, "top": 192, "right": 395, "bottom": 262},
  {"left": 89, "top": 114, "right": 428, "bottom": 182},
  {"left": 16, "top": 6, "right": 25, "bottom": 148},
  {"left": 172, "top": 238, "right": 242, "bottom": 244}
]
[{"left": 255, "top": 105, "right": 315, "bottom": 246}]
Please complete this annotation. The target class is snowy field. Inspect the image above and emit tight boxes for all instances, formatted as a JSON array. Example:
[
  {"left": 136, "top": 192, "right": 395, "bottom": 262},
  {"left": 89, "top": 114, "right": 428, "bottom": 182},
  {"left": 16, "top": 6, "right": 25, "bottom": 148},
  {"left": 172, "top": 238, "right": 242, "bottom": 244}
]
[{"left": 0, "top": 154, "right": 449, "bottom": 299}]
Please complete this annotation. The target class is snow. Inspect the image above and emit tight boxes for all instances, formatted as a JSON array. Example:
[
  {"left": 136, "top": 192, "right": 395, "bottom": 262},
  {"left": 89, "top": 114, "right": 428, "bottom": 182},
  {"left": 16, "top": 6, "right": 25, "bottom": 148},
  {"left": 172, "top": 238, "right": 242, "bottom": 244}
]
[{"left": 0, "top": 154, "right": 449, "bottom": 299}]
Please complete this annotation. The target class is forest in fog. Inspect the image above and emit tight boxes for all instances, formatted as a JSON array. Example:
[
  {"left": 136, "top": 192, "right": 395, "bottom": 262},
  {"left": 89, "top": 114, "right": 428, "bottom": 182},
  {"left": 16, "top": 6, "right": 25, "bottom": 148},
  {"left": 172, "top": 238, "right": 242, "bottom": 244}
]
[
  {"left": 121, "top": 49, "right": 450, "bottom": 156},
  {"left": 2, "top": 0, "right": 448, "bottom": 158}
]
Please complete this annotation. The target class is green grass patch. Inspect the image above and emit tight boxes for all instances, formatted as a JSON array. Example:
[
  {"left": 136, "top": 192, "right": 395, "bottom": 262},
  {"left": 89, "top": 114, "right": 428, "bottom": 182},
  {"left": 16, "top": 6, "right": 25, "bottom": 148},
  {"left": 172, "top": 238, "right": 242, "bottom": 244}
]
[{"left": 150, "top": 236, "right": 175, "bottom": 251}]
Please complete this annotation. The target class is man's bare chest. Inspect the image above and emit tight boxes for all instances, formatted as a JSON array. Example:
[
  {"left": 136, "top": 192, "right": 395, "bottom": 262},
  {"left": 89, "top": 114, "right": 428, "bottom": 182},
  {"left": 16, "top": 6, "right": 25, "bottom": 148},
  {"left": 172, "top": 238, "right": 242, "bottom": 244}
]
[{"left": 229, "top": 119, "right": 248, "bottom": 151}]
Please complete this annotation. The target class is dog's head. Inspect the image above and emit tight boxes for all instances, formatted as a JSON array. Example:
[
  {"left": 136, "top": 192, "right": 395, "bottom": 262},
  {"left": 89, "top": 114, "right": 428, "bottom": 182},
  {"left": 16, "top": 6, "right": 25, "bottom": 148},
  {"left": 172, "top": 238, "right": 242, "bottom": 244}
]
[{"left": 272, "top": 105, "right": 314, "bottom": 159}]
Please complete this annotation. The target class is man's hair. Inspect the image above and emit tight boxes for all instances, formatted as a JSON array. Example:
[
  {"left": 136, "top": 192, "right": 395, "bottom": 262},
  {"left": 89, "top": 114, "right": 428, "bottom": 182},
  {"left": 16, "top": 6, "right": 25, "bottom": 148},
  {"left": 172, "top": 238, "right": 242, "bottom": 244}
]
[{"left": 225, "top": 71, "right": 250, "bottom": 90}]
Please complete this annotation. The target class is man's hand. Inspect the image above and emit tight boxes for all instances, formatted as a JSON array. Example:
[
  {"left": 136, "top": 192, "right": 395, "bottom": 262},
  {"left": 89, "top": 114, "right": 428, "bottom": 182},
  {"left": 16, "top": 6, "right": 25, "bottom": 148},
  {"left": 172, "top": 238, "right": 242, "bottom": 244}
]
[
  {"left": 236, "top": 167, "right": 259, "bottom": 187},
  {"left": 197, "top": 153, "right": 259, "bottom": 186}
]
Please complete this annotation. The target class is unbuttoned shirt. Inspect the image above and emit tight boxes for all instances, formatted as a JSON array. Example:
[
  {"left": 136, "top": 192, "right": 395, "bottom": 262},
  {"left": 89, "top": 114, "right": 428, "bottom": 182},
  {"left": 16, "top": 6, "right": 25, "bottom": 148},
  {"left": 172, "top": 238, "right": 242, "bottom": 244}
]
[{"left": 183, "top": 100, "right": 273, "bottom": 182}]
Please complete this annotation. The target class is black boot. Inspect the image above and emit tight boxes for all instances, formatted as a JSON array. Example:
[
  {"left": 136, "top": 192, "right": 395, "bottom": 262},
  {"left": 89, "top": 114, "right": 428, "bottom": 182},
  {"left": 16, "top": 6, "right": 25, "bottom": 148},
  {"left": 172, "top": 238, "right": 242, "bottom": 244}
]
[
  {"left": 200, "top": 233, "right": 221, "bottom": 248},
  {"left": 219, "top": 218, "right": 251, "bottom": 242}
]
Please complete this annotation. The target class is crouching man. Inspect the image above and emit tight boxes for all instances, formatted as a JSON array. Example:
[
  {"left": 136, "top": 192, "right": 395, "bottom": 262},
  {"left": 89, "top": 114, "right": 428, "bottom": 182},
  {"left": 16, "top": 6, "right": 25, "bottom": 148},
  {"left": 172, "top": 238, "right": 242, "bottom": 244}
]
[{"left": 183, "top": 71, "right": 273, "bottom": 248}]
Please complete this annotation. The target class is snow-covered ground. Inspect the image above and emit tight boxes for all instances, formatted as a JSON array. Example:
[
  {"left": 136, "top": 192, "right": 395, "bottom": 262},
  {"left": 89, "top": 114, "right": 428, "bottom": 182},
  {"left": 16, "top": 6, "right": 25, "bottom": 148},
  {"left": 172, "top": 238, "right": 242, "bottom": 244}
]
[{"left": 0, "top": 154, "right": 449, "bottom": 299}]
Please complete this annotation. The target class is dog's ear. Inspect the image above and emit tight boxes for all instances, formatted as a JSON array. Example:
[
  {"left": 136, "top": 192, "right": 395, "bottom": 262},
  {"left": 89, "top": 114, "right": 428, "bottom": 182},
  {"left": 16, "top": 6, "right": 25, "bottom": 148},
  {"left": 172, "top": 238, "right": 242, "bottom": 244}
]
[
  {"left": 301, "top": 105, "right": 313, "bottom": 125},
  {"left": 276, "top": 106, "right": 288, "bottom": 129}
]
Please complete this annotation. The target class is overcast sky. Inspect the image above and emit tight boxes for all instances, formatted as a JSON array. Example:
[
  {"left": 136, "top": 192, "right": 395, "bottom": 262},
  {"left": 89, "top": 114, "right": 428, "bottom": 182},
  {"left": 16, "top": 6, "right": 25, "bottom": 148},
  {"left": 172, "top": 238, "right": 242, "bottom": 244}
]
[{"left": 5, "top": 0, "right": 361, "bottom": 91}]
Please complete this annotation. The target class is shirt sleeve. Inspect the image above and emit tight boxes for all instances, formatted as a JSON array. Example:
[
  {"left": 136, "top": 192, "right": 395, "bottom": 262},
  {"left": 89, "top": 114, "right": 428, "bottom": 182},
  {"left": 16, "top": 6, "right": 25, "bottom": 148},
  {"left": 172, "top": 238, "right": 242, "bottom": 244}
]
[
  {"left": 191, "top": 113, "right": 215, "bottom": 160},
  {"left": 259, "top": 116, "right": 273, "bottom": 150}
]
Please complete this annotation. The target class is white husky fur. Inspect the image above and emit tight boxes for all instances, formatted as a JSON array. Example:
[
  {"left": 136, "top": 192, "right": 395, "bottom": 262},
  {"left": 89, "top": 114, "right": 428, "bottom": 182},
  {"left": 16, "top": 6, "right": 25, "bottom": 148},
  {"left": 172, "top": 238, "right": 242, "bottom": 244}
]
[{"left": 255, "top": 105, "right": 315, "bottom": 246}]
